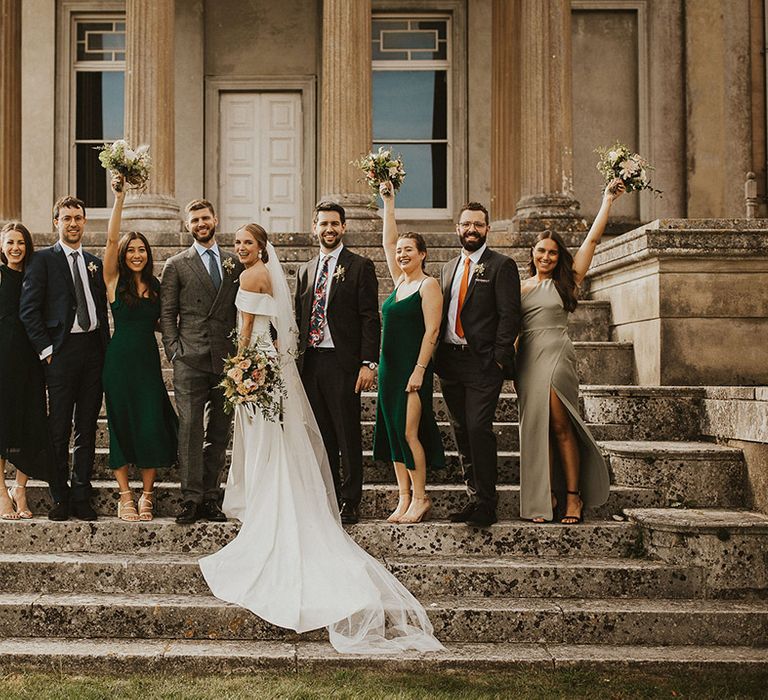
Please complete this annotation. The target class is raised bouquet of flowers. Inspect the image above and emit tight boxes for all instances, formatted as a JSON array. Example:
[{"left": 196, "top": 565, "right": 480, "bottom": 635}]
[
  {"left": 353, "top": 146, "right": 406, "bottom": 193},
  {"left": 98, "top": 140, "right": 151, "bottom": 192},
  {"left": 595, "top": 142, "right": 661, "bottom": 195},
  {"left": 219, "top": 341, "right": 286, "bottom": 422}
]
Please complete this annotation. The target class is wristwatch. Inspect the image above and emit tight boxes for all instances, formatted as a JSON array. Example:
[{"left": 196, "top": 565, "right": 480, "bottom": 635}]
[{"left": 362, "top": 361, "right": 378, "bottom": 370}]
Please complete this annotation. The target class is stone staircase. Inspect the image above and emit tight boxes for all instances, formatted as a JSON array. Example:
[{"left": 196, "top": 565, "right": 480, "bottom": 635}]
[{"left": 1, "top": 229, "right": 766, "bottom": 673}]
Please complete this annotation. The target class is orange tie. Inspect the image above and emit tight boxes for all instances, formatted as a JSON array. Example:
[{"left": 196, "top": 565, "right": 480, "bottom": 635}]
[{"left": 455, "top": 256, "right": 471, "bottom": 338}]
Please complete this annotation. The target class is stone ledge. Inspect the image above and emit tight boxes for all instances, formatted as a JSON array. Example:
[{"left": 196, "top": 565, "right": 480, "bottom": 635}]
[{"left": 625, "top": 508, "right": 768, "bottom": 597}]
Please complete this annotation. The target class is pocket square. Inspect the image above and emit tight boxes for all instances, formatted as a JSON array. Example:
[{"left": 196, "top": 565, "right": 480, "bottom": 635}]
[{"left": 473, "top": 278, "right": 491, "bottom": 284}]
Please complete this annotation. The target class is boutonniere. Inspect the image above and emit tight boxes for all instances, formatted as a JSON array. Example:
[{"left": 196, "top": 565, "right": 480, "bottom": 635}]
[
  {"left": 222, "top": 257, "right": 235, "bottom": 275},
  {"left": 333, "top": 265, "right": 346, "bottom": 282},
  {"left": 473, "top": 263, "right": 486, "bottom": 278},
  {"left": 87, "top": 261, "right": 99, "bottom": 277}
]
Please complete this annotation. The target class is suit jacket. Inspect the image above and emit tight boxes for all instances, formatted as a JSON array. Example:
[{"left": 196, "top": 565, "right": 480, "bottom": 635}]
[
  {"left": 436, "top": 247, "right": 521, "bottom": 380},
  {"left": 19, "top": 241, "right": 110, "bottom": 356},
  {"left": 294, "top": 246, "right": 381, "bottom": 374},
  {"left": 159, "top": 245, "right": 242, "bottom": 375}
]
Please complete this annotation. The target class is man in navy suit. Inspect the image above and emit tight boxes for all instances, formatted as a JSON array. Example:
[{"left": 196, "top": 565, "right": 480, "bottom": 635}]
[{"left": 20, "top": 196, "right": 110, "bottom": 521}]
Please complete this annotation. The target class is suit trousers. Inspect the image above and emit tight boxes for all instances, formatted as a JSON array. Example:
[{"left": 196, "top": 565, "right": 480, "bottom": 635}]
[
  {"left": 437, "top": 344, "right": 504, "bottom": 510},
  {"left": 173, "top": 360, "right": 233, "bottom": 504},
  {"left": 301, "top": 348, "right": 363, "bottom": 506},
  {"left": 45, "top": 331, "right": 104, "bottom": 504}
]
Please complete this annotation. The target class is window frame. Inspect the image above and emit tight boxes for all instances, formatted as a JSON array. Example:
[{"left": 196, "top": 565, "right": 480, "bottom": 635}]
[{"left": 55, "top": 1, "right": 126, "bottom": 219}]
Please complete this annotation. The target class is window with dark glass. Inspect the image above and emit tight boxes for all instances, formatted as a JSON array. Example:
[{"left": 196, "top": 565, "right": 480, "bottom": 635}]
[
  {"left": 72, "top": 18, "right": 125, "bottom": 208},
  {"left": 372, "top": 17, "right": 450, "bottom": 212}
]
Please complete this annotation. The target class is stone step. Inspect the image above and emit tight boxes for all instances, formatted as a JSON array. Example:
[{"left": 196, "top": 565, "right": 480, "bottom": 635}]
[
  {"left": 1, "top": 637, "right": 767, "bottom": 673},
  {"left": 603, "top": 441, "right": 747, "bottom": 508},
  {"left": 0, "top": 518, "right": 641, "bottom": 558},
  {"left": 0, "top": 552, "right": 698, "bottom": 599},
  {"left": 12, "top": 481, "right": 660, "bottom": 520},
  {"left": 90, "top": 418, "right": 632, "bottom": 453},
  {"left": 0, "top": 593, "right": 764, "bottom": 645}
]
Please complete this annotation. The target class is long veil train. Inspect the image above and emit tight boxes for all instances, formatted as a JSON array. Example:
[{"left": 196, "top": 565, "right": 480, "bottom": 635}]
[{"left": 199, "top": 242, "right": 443, "bottom": 654}]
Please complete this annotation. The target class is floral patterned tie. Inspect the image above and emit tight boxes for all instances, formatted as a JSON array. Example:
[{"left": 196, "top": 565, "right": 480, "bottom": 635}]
[{"left": 308, "top": 255, "right": 331, "bottom": 346}]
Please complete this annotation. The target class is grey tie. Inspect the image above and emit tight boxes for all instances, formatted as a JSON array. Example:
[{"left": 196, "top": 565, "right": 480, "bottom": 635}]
[
  {"left": 206, "top": 249, "right": 222, "bottom": 290},
  {"left": 70, "top": 251, "right": 92, "bottom": 330}
]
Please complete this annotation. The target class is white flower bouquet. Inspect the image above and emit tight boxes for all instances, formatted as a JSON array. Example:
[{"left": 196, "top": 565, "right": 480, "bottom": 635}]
[
  {"left": 98, "top": 140, "right": 151, "bottom": 192},
  {"left": 219, "top": 340, "right": 285, "bottom": 421},
  {"left": 595, "top": 142, "right": 661, "bottom": 195},
  {"left": 353, "top": 146, "right": 406, "bottom": 193}
]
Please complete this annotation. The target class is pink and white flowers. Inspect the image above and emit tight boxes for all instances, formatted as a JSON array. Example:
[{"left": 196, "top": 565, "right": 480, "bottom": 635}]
[
  {"left": 353, "top": 146, "right": 406, "bottom": 194},
  {"left": 595, "top": 142, "right": 661, "bottom": 195},
  {"left": 98, "top": 139, "right": 151, "bottom": 191},
  {"left": 219, "top": 341, "right": 285, "bottom": 421}
]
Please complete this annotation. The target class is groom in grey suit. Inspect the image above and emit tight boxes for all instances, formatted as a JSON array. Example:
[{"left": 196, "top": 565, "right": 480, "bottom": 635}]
[{"left": 160, "top": 199, "right": 243, "bottom": 524}]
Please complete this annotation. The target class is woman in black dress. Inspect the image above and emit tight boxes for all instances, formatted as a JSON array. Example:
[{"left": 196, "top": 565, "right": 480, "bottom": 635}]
[{"left": 0, "top": 223, "right": 53, "bottom": 519}]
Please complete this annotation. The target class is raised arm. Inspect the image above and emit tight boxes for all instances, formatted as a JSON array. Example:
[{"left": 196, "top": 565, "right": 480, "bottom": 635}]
[
  {"left": 379, "top": 181, "right": 401, "bottom": 284},
  {"left": 103, "top": 174, "right": 125, "bottom": 301},
  {"left": 572, "top": 178, "right": 625, "bottom": 285},
  {"left": 405, "top": 277, "right": 443, "bottom": 392}
]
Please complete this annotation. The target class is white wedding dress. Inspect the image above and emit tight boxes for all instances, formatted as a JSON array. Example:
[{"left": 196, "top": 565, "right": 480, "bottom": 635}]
[{"left": 199, "top": 245, "right": 443, "bottom": 654}]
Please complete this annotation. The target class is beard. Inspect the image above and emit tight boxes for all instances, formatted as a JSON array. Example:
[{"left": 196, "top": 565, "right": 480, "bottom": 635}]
[
  {"left": 459, "top": 231, "right": 486, "bottom": 252},
  {"left": 192, "top": 225, "right": 216, "bottom": 244}
]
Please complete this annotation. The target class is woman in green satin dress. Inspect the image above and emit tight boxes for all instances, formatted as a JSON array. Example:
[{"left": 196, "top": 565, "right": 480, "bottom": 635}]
[
  {"left": 373, "top": 182, "right": 444, "bottom": 524},
  {"left": 102, "top": 175, "right": 178, "bottom": 521},
  {"left": 517, "top": 179, "right": 624, "bottom": 524}
]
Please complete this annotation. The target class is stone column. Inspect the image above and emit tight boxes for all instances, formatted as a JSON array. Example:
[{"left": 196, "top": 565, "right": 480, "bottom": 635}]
[
  {"left": 491, "top": 0, "right": 520, "bottom": 227},
  {"left": 0, "top": 0, "right": 21, "bottom": 222},
  {"left": 513, "top": 0, "right": 584, "bottom": 231},
  {"left": 122, "top": 0, "right": 180, "bottom": 231},
  {"left": 320, "top": 0, "right": 378, "bottom": 230}
]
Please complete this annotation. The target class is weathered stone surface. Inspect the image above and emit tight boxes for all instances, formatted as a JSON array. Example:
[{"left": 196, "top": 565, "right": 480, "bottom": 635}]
[
  {"left": 626, "top": 508, "right": 768, "bottom": 597},
  {"left": 603, "top": 441, "right": 747, "bottom": 507}
]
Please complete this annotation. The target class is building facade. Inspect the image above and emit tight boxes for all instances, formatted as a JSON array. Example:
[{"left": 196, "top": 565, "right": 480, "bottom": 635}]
[{"left": 0, "top": 0, "right": 765, "bottom": 232}]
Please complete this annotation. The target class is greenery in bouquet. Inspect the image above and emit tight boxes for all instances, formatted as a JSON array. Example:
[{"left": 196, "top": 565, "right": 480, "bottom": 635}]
[
  {"left": 98, "top": 140, "right": 151, "bottom": 191},
  {"left": 595, "top": 142, "right": 662, "bottom": 195},
  {"left": 353, "top": 146, "right": 406, "bottom": 194},
  {"left": 219, "top": 340, "right": 286, "bottom": 421}
]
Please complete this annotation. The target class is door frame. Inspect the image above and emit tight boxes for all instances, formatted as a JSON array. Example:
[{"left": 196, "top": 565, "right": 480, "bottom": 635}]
[{"left": 205, "top": 75, "right": 316, "bottom": 232}]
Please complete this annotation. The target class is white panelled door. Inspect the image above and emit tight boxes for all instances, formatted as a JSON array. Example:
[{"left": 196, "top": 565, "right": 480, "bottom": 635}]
[{"left": 218, "top": 92, "right": 303, "bottom": 233}]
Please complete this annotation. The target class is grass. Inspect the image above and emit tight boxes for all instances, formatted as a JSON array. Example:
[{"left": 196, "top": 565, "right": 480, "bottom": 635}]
[{"left": 0, "top": 668, "right": 767, "bottom": 700}]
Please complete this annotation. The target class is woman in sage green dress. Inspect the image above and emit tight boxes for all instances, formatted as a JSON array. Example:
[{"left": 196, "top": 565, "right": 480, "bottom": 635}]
[
  {"left": 373, "top": 182, "right": 444, "bottom": 524},
  {"left": 102, "top": 175, "right": 178, "bottom": 521},
  {"left": 517, "top": 179, "right": 624, "bottom": 524}
]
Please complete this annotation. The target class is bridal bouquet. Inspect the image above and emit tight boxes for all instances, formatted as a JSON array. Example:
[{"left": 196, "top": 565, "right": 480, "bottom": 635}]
[
  {"left": 595, "top": 142, "right": 662, "bottom": 195},
  {"left": 353, "top": 146, "right": 406, "bottom": 193},
  {"left": 98, "top": 140, "right": 151, "bottom": 191},
  {"left": 219, "top": 342, "right": 285, "bottom": 421}
]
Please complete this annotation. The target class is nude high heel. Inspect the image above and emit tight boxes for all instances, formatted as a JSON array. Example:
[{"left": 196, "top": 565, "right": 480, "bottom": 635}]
[
  {"left": 137, "top": 491, "right": 154, "bottom": 522},
  {"left": 387, "top": 491, "right": 412, "bottom": 523},
  {"left": 399, "top": 496, "right": 432, "bottom": 524},
  {"left": 117, "top": 490, "right": 139, "bottom": 522}
]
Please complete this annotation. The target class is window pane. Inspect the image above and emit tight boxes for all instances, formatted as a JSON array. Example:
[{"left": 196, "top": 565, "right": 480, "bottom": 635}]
[
  {"left": 373, "top": 71, "right": 447, "bottom": 141},
  {"left": 75, "top": 71, "right": 124, "bottom": 140},
  {"left": 381, "top": 30, "right": 438, "bottom": 51},
  {"left": 76, "top": 144, "right": 109, "bottom": 208},
  {"left": 76, "top": 20, "right": 126, "bottom": 61},
  {"left": 374, "top": 143, "right": 447, "bottom": 209}
]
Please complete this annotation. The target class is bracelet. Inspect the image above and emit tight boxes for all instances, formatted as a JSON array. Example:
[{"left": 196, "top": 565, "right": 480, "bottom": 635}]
[{"left": 415, "top": 363, "right": 427, "bottom": 370}]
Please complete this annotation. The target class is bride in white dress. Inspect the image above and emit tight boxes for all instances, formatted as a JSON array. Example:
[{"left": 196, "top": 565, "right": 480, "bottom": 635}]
[{"left": 199, "top": 223, "right": 443, "bottom": 654}]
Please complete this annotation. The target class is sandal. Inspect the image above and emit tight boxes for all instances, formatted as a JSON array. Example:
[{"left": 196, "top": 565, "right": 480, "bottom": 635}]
[
  {"left": 117, "top": 490, "right": 139, "bottom": 522},
  {"left": 560, "top": 490, "right": 584, "bottom": 525},
  {"left": 399, "top": 496, "right": 432, "bottom": 524},
  {"left": 387, "top": 491, "right": 411, "bottom": 523},
  {"left": 1, "top": 488, "right": 20, "bottom": 520},
  {"left": 532, "top": 492, "right": 558, "bottom": 524},
  {"left": 8, "top": 484, "right": 32, "bottom": 519},
  {"left": 137, "top": 491, "right": 154, "bottom": 522}
]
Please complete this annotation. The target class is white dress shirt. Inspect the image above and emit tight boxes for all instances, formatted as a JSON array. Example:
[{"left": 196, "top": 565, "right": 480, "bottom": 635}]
[
  {"left": 443, "top": 243, "right": 487, "bottom": 346},
  {"left": 40, "top": 241, "right": 99, "bottom": 360},
  {"left": 312, "top": 244, "right": 344, "bottom": 349}
]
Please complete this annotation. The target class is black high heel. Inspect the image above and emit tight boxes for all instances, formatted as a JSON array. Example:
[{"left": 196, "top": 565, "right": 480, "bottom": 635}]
[{"left": 560, "top": 490, "right": 583, "bottom": 525}]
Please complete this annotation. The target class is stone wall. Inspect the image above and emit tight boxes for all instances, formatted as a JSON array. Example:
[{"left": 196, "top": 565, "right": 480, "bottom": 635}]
[{"left": 701, "top": 387, "right": 768, "bottom": 515}]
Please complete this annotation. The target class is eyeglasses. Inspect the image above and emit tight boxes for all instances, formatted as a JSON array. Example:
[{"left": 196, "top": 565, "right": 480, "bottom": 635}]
[{"left": 457, "top": 222, "right": 487, "bottom": 232}]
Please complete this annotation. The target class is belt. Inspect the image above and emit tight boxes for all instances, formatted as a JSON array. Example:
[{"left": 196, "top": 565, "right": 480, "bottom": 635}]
[{"left": 442, "top": 342, "right": 470, "bottom": 351}]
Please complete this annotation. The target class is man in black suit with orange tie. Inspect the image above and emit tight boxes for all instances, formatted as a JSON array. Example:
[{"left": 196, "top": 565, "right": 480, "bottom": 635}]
[
  {"left": 20, "top": 196, "right": 110, "bottom": 521},
  {"left": 435, "top": 202, "right": 521, "bottom": 527},
  {"left": 295, "top": 201, "right": 380, "bottom": 524}
]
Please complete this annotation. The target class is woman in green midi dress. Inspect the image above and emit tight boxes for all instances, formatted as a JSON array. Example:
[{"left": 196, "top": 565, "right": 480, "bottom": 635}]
[
  {"left": 517, "top": 179, "right": 624, "bottom": 524},
  {"left": 102, "top": 175, "right": 178, "bottom": 521},
  {"left": 374, "top": 182, "right": 444, "bottom": 524}
]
